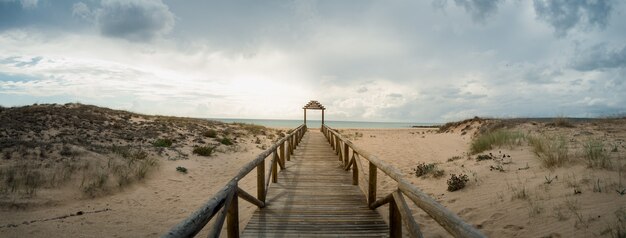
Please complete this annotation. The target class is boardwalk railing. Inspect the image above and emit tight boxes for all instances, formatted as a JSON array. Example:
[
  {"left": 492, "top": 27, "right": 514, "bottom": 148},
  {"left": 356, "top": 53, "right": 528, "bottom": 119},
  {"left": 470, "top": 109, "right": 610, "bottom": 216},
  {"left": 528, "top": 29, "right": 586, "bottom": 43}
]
[
  {"left": 322, "top": 125, "right": 486, "bottom": 238},
  {"left": 163, "top": 124, "right": 307, "bottom": 238}
]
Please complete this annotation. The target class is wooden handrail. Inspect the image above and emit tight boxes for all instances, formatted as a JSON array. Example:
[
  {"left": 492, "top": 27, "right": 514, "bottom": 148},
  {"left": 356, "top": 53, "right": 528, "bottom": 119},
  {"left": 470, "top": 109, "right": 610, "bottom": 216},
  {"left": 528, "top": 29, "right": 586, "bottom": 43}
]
[
  {"left": 163, "top": 124, "right": 307, "bottom": 238},
  {"left": 322, "top": 125, "right": 485, "bottom": 238}
]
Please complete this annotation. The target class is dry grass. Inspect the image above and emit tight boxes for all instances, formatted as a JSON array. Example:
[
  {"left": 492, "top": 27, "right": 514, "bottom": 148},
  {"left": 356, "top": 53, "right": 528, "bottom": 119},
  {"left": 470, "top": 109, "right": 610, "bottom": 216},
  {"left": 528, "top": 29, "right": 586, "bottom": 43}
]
[
  {"left": 528, "top": 135, "right": 569, "bottom": 168},
  {"left": 584, "top": 139, "right": 612, "bottom": 169},
  {"left": 470, "top": 129, "right": 525, "bottom": 154}
]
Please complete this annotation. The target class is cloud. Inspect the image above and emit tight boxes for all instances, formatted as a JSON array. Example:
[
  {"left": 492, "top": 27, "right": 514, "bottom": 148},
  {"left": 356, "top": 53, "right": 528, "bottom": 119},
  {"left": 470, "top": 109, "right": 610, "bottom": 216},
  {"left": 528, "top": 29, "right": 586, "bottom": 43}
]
[
  {"left": 432, "top": 0, "right": 504, "bottom": 22},
  {"left": 94, "top": 0, "right": 175, "bottom": 41},
  {"left": 72, "top": 2, "right": 92, "bottom": 21},
  {"left": 533, "top": 0, "right": 613, "bottom": 37},
  {"left": 452, "top": 0, "right": 504, "bottom": 22},
  {"left": 0, "top": 0, "right": 38, "bottom": 9},
  {"left": 571, "top": 43, "right": 626, "bottom": 71}
]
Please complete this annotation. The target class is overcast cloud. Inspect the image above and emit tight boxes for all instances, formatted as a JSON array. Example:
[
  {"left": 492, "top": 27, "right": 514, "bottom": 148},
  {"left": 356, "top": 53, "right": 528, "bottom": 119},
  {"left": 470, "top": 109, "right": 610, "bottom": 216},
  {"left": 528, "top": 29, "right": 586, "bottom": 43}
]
[{"left": 1, "top": 0, "right": 625, "bottom": 122}]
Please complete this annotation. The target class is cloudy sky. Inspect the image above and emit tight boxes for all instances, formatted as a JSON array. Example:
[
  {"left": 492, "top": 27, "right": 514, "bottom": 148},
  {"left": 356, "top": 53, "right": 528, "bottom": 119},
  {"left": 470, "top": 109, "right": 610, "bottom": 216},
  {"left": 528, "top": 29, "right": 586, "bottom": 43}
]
[{"left": 1, "top": 0, "right": 625, "bottom": 122}]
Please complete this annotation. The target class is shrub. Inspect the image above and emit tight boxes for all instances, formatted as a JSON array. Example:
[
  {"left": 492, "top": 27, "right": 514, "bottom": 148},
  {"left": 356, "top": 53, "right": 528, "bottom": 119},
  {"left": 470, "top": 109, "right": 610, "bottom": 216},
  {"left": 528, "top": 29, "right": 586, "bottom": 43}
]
[
  {"left": 584, "top": 140, "right": 611, "bottom": 169},
  {"left": 549, "top": 117, "right": 574, "bottom": 128},
  {"left": 447, "top": 174, "right": 469, "bottom": 192},
  {"left": 413, "top": 162, "right": 444, "bottom": 178},
  {"left": 529, "top": 135, "right": 569, "bottom": 168},
  {"left": 234, "top": 123, "right": 266, "bottom": 136},
  {"left": 220, "top": 137, "right": 233, "bottom": 145},
  {"left": 470, "top": 129, "right": 525, "bottom": 154},
  {"left": 193, "top": 146, "right": 214, "bottom": 156},
  {"left": 476, "top": 154, "right": 493, "bottom": 161},
  {"left": 176, "top": 166, "right": 188, "bottom": 174},
  {"left": 153, "top": 138, "right": 173, "bottom": 147},
  {"left": 203, "top": 129, "right": 218, "bottom": 138}
]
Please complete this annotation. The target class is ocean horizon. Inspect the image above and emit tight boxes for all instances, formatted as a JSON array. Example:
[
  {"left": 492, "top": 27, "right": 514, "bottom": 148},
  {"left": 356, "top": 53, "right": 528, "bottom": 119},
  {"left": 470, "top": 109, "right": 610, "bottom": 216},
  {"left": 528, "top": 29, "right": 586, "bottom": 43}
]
[{"left": 209, "top": 118, "right": 440, "bottom": 129}]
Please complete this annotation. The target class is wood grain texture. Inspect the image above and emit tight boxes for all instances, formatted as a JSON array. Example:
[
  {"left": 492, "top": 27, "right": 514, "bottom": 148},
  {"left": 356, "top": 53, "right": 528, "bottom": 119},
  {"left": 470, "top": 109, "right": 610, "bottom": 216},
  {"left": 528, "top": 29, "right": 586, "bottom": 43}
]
[{"left": 242, "top": 131, "right": 388, "bottom": 237}]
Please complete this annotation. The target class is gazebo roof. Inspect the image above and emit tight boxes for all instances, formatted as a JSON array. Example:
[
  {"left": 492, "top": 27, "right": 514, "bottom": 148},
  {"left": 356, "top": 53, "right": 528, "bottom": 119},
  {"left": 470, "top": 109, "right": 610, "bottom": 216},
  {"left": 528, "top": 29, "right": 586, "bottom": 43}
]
[{"left": 303, "top": 100, "right": 325, "bottom": 110}]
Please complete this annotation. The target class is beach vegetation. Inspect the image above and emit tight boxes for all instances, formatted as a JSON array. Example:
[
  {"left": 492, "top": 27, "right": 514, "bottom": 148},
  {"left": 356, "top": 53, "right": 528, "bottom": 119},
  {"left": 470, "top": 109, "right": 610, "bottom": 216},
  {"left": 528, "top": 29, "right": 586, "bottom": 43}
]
[
  {"left": 234, "top": 123, "right": 266, "bottom": 136},
  {"left": 584, "top": 139, "right": 611, "bottom": 169},
  {"left": 193, "top": 146, "right": 214, "bottom": 156},
  {"left": 548, "top": 117, "right": 575, "bottom": 128},
  {"left": 528, "top": 135, "right": 569, "bottom": 168},
  {"left": 412, "top": 162, "right": 444, "bottom": 178},
  {"left": 447, "top": 173, "right": 469, "bottom": 191},
  {"left": 470, "top": 129, "right": 525, "bottom": 154},
  {"left": 220, "top": 137, "right": 234, "bottom": 145},
  {"left": 203, "top": 129, "right": 218, "bottom": 138},
  {"left": 176, "top": 166, "right": 188, "bottom": 174},
  {"left": 153, "top": 138, "right": 173, "bottom": 147}
]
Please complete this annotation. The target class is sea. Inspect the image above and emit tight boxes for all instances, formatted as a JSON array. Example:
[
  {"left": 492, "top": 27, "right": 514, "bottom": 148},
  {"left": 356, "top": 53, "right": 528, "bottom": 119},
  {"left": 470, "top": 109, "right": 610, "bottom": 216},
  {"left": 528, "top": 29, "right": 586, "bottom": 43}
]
[{"left": 209, "top": 118, "right": 439, "bottom": 129}]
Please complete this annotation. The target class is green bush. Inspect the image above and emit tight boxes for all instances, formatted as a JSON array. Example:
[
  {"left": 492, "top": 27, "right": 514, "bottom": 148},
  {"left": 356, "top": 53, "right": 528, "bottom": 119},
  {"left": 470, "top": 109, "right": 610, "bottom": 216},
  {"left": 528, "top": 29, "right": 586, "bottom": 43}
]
[
  {"left": 220, "top": 137, "right": 233, "bottom": 145},
  {"left": 153, "top": 138, "right": 173, "bottom": 147},
  {"left": 176, "top": 166, "right": 188, "bottom": 174},
  {"left": 193, "top": 146, "right": 214, "bottom": 156},
  {"left": 412, "top": 162, "right": 444, "bottom": 178},
  {"left": 203, "top": 129, "right": 218, "bottom": 138},
  {"left": 447, "top": 174, "right": 469, "bottom": 192},
  {"left": 470, "top": 129, "right": 525, "bottom": 154}
]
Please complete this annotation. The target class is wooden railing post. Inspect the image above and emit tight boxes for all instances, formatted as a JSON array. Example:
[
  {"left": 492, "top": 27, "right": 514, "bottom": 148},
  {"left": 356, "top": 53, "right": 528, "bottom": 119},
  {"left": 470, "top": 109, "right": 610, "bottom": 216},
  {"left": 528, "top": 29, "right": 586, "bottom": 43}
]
[
  {"left": 389, "top": 197, "right": 402, "bottom": 238},
  {"left": 285, "top": 141, "right": 291, "bottom": 161},
  {"left": 343, "top": 142, "right": 349, "bottom": 166},
  {"left": 272, "top": 152, "right": 279, "bottom": 182},
  {"left": 257, "top": 160, "right": 265, "bottom": 203},
  {"left": 280, "top": 142, "right": 285, "bottom": 163},
  {"left": 227, "top": 186, "right": 239, "bottom": 238},
  {"left": 368, "top": 161, "right": 377, "bottom": 207},
  {"left": 352, "top": 154, "right": 358, "bottom": 185}
]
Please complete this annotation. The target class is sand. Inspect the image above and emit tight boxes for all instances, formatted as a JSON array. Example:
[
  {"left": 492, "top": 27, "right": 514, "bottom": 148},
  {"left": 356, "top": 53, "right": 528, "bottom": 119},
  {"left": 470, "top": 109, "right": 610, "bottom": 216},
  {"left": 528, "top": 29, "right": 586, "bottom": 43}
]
[
  {"left": 341, "top": 120, "right": 626, "bottom": 237},
  {"left": 2, "top": 106, "right": 625, "bottom": 238}
]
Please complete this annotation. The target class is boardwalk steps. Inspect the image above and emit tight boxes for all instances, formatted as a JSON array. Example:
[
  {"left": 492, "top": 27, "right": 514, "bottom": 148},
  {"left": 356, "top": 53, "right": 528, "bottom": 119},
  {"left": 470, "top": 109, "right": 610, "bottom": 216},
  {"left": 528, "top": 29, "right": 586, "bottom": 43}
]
[{"left": 242, "top": 131, "right": 388, "bottom": 237}]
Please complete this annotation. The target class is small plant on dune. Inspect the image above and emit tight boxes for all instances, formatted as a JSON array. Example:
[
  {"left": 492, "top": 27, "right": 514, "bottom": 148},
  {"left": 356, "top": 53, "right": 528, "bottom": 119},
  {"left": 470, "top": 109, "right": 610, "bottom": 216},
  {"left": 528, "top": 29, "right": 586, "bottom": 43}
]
[
  {"left": 584, "top": 139, "right": 611, "bottom": 169},
  {"left": 413, "top": 162, "right": 445, "bottom": 178},
  {"left": 528, "top": 135, "right": 569, "bottom": 168},
  {"left": 447, "top": 155, "right": 463, "bottom": 162},
  {"left": 153, "top": 138, "right": 173, "bottom": 147},
  {"left": 549, "top": 117, "right": 575, "bottom": 128},
  {"left": 447, "top": 174, "right": 469, "bottom": 192},
  {"left": 176, "top": 166, "right": 188, "bottom": 174},
  {"left": 203, "top": 129, "right": 218, "bottom": 138},
  {"left": 220, "top": 137, "right": 234, "bottom": 145},
  {"left": 470, "top": 129, "right": 525, "bottom": 154},
  {"left": 193, "top": 146, "right": 214, "bottom": 156}
]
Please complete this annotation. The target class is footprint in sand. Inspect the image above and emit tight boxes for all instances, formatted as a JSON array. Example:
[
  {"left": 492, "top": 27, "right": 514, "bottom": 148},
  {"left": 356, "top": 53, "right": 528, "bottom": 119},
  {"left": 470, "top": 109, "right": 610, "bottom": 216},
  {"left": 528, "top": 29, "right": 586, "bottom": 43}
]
[
  {"left": 458, "top": 207, "right": 476, "bottom": 216},
  {"left": 479, "top": 212, "right": 505, "bottom": 227}
]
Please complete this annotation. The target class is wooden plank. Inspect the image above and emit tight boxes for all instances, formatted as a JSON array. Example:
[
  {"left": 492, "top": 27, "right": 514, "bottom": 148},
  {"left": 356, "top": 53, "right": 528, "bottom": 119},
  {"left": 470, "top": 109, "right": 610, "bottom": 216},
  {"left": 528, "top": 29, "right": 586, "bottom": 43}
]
[
  {"left": 226, "top": 187, "right": 239, "bottom": 238},
  {"left": 242, "top": 131, "right": 388, "bottom": 237},
  {"left": 389, "top": 195, "right": 402, "bottom": 238},
  {"left": 324, "top": 125, "right": 486, "bottom": 238}
]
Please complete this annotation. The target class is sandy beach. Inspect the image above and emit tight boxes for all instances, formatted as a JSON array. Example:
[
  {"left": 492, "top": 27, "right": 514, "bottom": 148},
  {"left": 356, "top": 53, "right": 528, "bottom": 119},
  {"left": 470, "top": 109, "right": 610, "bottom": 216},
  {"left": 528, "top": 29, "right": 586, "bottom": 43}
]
[{"left": 1, "top": 105, "right": 625, "bottom": 238}]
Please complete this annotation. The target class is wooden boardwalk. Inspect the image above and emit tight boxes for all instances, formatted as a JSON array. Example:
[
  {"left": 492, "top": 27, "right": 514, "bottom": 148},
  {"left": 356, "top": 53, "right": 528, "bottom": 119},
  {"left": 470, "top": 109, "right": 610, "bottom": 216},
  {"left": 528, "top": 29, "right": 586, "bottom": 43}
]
[{"left": 242, "top": 131, "right": 388, "bottom": 237}]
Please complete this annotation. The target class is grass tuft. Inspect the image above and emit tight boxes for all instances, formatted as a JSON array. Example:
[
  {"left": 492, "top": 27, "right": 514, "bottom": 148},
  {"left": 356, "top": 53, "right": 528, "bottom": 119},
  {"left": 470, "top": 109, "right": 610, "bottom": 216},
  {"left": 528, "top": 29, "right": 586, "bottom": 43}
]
[
  {"left": 584, "top": 140, "right": 611, "bottom": 169},
  {"left": 153, "top": 138, "right": 173, "bottom": 147},
  {"left": 193, "top": 146, "right": 214, "bottom": 156},
  {"left": 470, "top": 129, "right": 525, "bottom": 154},
  {"left": 528, "top": 135, "right": 569, "bottom": 168}
]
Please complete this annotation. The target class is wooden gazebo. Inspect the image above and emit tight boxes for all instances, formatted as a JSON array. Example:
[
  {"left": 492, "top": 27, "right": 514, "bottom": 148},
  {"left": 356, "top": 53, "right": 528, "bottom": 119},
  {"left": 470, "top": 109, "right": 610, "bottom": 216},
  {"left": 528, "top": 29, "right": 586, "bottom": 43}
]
[{"left": 303, "top": 100, "right": 325, "bottom": 126}]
